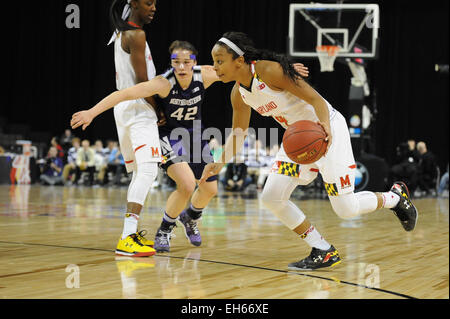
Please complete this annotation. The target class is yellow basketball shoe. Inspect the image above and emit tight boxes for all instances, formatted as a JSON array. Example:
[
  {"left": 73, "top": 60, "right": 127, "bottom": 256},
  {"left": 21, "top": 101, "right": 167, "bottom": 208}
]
[
  {"left": 115, "top": 233, "right": 156, "bottom": 257},
  {"left": 136, "top": 230, "right": 154, "bottom": 247}
]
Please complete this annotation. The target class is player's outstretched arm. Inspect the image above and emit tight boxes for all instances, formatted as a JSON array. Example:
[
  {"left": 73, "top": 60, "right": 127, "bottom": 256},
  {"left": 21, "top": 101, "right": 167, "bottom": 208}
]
[
  {"left": 70, "top": 76, "right": 170, "bottom": 130},
  {"left": 199, "top": 84, "right": 251, "bottom": 184}
]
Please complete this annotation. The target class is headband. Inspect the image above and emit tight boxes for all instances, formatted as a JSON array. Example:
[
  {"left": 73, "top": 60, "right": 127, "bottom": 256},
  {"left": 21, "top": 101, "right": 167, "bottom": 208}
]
[
  {"left": 218, "top": 37, "right": 244, "bottom": 56},
  {"left": 171, "top": 54, "right": 197, "bottom": 60},
  {"left": 108, "top": 0, "right": 132, "bottom": 46}
]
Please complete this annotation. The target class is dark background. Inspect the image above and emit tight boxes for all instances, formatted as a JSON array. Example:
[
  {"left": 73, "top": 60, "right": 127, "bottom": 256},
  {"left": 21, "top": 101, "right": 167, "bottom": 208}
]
[{"left": 0, "top": 0, "right": 448, "bottom": 170}]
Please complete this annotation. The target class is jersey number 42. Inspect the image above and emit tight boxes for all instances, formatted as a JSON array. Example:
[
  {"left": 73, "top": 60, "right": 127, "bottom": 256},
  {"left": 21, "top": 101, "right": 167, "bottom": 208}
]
[{"left": 170, "top": 107, "right": 198, "bottom": 121}]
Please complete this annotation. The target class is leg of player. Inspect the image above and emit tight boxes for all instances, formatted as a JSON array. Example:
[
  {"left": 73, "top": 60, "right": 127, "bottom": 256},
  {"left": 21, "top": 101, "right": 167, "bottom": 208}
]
[
  {"left": 328, "top": 182, "right": 418, "bottom": 232},
  {"left": 154, "top": 162, "right": 196, "bottom": 252},
  {"left": 179, "top": 180, "right": 218, "bottom": 247},
  {"left": 116, "top": 161, "right": 159, "bottom": 257},
  {"left": 260, "top": 173, "right": 341, "bottom": 271}
]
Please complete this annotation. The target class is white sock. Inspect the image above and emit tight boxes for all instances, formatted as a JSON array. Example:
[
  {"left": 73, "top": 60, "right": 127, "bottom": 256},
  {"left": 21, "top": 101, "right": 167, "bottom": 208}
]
[
  {"left": 382, "top": 191, "right": 400, "bottom": 209},
  {"left": 300, "top": 225, "right": 331, "bottom": 251},
  {"left": 122, "top": 213, "right": 139, "bottom": 239}
]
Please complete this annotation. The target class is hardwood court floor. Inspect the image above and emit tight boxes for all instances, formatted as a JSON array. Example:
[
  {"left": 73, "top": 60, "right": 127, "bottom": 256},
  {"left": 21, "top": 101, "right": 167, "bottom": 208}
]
[{"left": 0, "top": 184, "right": 448, "bottom": 299}]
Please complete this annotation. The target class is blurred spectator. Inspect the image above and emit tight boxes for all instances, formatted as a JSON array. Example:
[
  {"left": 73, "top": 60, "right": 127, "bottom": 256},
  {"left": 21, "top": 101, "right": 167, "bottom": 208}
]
[
  {"left": 407, "top": 139, "right": 421, "bottom": 162},
  {"left": 390, "top": 141, "right": 419, "bottom": 194},
  {"left": 60, "top": 129, "right": 75, "bottom": 155},
  {"left": 416, "top": 141, "right": 438, "bottom": 196},
  {"left": 74, "top": 139, "right": 96, "bottom": 186},
  {"left": 221, "top": 162, "right": 252, "bottom": 191},
  {"left": 93, "top": 139, "right": 108, "bottom": 185},
  {"left": 103, "top": 140, "right": 116, "bottom": 159},
  {"left": 40, "top": 146, "right": 64, "bottom": 185},
  {"left": 0, "top": 145, "right": 4, "bottom": 156},
  {"left": 438, "top": 164, "right": 449, "bottom": 197},
  {"left": 246, "top": 140, "right": 267, "bottom": 188},
  {"left": 255, "top": 144, "right": 278, "bottom": 190},
  {"left": 209, "top": 138, "right": 223, "bottom": 163},
  {"left": 62, "top": 137, "right": 81, "bottom": 184},
  {"left": 50, "top": 136, "right": 65, "bottom": 160},
  {"left": 105, "top": 144, "right": 126, "bottom": 186}
]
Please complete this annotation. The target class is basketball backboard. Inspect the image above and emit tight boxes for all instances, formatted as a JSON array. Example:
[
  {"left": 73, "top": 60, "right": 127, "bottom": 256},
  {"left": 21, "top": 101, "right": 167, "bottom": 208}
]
[{"left": 288, "top": 3, "right": 380, "bottom": 60}]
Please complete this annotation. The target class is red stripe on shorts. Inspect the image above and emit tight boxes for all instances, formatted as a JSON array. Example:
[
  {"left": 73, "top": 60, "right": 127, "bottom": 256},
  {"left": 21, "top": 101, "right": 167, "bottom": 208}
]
[
  {"left": 134, "top": 144, "right": 146, "bottom": 153},
  {"left": 310, "top": 168, "right": 319, "bottom": 172},
  {"left": 349, "top": 164, "right": 357, "bottom": 169},
  {"left": 125, "top": 160, "right": 134, "bottom": 164}
]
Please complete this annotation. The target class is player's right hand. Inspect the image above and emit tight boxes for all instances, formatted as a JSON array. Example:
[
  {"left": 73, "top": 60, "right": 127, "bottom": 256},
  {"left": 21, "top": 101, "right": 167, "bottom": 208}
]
[
  {"left": 71, "top": 110, "right": 94, "bottom": 131},
  {"left": 199, "top": 163, "right": 224, "bottom": 185}
]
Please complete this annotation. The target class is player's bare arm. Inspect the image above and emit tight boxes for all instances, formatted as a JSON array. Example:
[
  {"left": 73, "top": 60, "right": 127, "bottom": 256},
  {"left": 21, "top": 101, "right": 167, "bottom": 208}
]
[
  {"left": 256, "top": 60, "right": 332, "bottom": 151},
  {"left": 127, "top": 29, "right": 159, "bottom": 110},
  {"left": 70, "top": 76, "right": 171, "bottom": 130},
  {"left": 199, "top": 84, "right": 251, "bottom": 184}
]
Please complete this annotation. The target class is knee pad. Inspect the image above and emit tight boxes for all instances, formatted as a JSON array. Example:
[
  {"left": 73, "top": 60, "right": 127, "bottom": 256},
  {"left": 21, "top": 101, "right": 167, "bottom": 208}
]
[
  {"left": 329, "top": 193, "right": 361, "bottom": 219},
  {"left": 260, "top": 175, "right": 306, "bottom": 230},
  {"left": 127, "top": 162, "right": 158, "bottom": 205}
]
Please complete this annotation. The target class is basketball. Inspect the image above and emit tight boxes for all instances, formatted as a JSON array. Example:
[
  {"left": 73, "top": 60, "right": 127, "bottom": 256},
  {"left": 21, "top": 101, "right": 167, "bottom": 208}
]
[{"left": 282, "top": 120, "right": 328, "bottom": 164}]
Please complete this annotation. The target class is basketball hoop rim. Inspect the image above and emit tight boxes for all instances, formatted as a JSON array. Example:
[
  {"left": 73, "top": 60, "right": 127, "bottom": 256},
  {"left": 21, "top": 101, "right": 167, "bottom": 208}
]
[{"left": 316, "top": 45, "right": 340, "bottom": 56}]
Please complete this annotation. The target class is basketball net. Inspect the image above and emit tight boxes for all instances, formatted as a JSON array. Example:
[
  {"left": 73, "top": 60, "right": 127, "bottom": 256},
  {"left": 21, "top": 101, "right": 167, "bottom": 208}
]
[{"left": 316, "top": 45, "right": 340, "bottom": 72}]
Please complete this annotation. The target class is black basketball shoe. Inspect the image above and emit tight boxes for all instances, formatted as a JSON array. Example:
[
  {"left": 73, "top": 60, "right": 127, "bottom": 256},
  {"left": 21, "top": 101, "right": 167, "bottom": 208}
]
[
  {"left": 390, "top": 182, "right": 418, "bottom": 231},
  {"left": 288, "top": 245, "right": 341, "bottom": 271}
]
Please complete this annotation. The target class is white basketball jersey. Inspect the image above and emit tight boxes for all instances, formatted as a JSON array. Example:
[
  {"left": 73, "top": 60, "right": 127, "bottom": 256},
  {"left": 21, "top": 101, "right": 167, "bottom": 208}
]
[
  {"left": 238, "top": 62, "right": 337, "bottom": 129},
  {"left": 114, "top": 32, "right": 156, "bottom": 91}
]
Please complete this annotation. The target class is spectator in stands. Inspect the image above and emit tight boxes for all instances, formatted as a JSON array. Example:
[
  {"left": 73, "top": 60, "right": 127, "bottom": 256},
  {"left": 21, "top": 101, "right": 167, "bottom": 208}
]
[
  {"left": 62, "top": 137, "right": 81, "bottom": 184},
  {"left": 438, "top": 164, "right": 449, "bottom": 197},
  {"left": 256, "top": 144, "right": 278, "bottom": 190},
  {"left": 40, "top": 146, "right": 64, "bottom": 185},
  {"left": 390, "top": 141, "right": 419, "bottom": 194},
  {"left": 0, "top": 145, "right": 4, "bottom": 156},
  {"left": 221, "top": 159, "right": 252, "bottom": 192},
  {"left": 74, "top": 139, "right": 96, "bottom": 186},
  {"left": 60, "top": 129, "right": 75, "bottom": 155},
  {"left": 101, "top": 141, "right": 118, "bottom": 185},
  {"left": 246, "top": 139, "right": 267, "bottom": 187},
  {"left": 407, "top": 139, "right": 421, "bottom": 162},
  {"left": 416, "top": 141, "right": 438, "bottom": 196},
  {"left": 103, "top": 140, "right": 116, "bottom": 159},
  {"left": 106, "top": 144, "right": 126, "bottom": 186},
  {"left": 50, "top": 136, "right": 65, "bottom": 160},
  {"left": 93, "top": 139, "right": 108, "bottom": 185}
]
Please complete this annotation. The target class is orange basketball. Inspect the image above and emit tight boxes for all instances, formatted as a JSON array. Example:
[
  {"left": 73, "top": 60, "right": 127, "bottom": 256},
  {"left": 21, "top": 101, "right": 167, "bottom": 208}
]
[{"left": 282, "top": 120, "right": 328, "bottom": 164}]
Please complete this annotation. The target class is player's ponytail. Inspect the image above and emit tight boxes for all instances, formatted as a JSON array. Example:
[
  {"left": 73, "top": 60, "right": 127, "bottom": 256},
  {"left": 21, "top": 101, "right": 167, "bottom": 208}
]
[
  {"left": 217, "top": 32, "right": 301, "bottom": 82},
  {"left": 109, "top": 0, "right": 139, "bottom": 33}
]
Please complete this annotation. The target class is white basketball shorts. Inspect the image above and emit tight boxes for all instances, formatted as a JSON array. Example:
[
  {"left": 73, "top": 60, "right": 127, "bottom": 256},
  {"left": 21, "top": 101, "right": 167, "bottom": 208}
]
[
  {"left": 114, "top": 100, "right": 162, "bottom": 173},
  {"left": 271, "top": 111, "right": 357, "bottom": 196}
]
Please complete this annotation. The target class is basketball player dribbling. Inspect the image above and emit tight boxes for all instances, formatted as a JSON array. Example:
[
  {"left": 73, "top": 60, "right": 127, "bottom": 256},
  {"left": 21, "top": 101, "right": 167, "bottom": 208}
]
[
  {"left": 71, "top": 38, "right": 310, "bottom": 254},
  {"left": 71, "top": 0, "right": 161, "bottom": 257},
  {"left": 200, "top": 32, "right": 418, "bottom": 270}
]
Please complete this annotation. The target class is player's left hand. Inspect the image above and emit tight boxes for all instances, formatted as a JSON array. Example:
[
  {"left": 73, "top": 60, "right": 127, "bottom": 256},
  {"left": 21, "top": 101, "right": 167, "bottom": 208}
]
[
  {"left": 157, "top": 110, "right": 167, "bottom": 127},
  {"left": 317, "top": 121, "right": 332, "bottom": 155},
  {"left": 71, "top": 110, "right": 94, "bottom": 131},
  {"left": 293, "top": 63, "right": 309, "bottom": 78}
]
